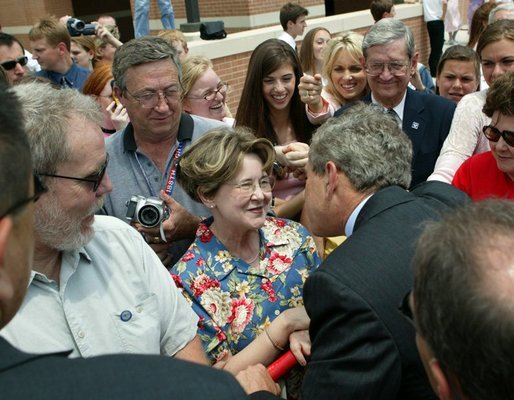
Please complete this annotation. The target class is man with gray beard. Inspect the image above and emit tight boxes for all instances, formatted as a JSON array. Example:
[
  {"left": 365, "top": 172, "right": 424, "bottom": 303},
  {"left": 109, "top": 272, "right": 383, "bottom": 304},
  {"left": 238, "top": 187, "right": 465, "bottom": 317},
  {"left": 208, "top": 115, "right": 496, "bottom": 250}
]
[{"left": 0, "top": 82, "right": 208, "bottom": 364}]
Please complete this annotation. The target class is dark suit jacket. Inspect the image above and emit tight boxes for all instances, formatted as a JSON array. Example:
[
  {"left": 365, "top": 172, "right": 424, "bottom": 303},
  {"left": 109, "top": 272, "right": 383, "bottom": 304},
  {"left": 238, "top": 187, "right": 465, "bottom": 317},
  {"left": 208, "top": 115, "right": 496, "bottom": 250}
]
[
  {"left": 0, "top": 338, "right": 277, "bottom": 400},
  {"left": 301, "top": 182, "right": 468, "bottom": 400},
  {"left": 334, "top": 89, "right": 456, "bottom": 188}
]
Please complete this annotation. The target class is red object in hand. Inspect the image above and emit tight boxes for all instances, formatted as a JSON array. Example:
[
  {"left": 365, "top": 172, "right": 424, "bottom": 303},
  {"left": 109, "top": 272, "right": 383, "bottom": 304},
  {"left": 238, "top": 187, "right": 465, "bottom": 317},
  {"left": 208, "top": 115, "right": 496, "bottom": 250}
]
[{"left": 267, "top": 350, "right": 298, "bottom": 381}]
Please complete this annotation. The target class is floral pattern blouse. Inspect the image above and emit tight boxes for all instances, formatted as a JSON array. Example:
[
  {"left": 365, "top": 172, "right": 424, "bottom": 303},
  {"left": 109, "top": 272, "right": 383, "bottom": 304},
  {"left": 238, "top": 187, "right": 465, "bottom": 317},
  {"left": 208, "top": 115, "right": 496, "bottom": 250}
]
[{"left": 171, "top": 217, "right": 321, "bottom": 363}]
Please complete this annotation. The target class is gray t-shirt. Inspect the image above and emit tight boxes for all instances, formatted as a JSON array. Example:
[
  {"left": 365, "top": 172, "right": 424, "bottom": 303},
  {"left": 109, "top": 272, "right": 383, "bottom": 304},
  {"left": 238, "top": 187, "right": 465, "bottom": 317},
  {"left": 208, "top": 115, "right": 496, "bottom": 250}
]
[{"left": 102, "top": 113, "right": 226, "bottom": 264}]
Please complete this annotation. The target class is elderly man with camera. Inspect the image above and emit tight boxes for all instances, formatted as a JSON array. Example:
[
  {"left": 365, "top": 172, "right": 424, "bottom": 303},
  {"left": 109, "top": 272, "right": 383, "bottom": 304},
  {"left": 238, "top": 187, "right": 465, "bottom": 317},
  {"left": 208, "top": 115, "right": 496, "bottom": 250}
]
[
  {"left": 0, "top": 80, "right": 208, "bottom": 365},
  {"left": 101, "top": 36, "right": 225, "bottom": 267},
  {"left": 29, "top": 16, "right": 91, "bottom": 90}
]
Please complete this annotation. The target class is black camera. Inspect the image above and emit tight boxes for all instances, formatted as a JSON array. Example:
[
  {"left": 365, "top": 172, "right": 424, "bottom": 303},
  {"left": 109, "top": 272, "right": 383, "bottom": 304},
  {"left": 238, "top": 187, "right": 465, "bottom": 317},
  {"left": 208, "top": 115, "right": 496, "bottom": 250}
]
[
  {"left": 66, "top": 18, "right": 96, "bottom": 37},
  {"left": 125, "top": 195, "right": 170, "bottom": 228}
]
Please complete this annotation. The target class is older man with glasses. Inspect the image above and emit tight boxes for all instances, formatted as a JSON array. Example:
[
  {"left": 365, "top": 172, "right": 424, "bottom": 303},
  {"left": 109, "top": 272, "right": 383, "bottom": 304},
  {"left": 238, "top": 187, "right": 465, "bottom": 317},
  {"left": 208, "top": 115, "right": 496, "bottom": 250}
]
[
  {"left": 0, "top": 81, "right": 208, "bottom": 365},
  {"left": 335, "top": 18, "right": 456, "bottom": 188},
  {"left": 102, "top": 36, "right": 225, "bottom": 268}
]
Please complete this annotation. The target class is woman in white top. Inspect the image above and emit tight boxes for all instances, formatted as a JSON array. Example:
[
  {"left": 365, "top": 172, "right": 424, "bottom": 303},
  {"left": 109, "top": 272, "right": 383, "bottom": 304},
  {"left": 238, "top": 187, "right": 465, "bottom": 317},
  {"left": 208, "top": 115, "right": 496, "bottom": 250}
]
[
  {"left": 429, "top": 19, "right": 514, "bottom": 183},
  {"left": 181, "top": 55, "right": 234, "bottom": 126}
]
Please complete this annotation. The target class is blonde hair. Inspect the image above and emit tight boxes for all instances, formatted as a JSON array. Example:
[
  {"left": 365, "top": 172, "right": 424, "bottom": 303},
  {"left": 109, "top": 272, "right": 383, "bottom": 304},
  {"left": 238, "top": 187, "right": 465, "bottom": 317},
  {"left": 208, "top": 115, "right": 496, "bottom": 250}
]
[
  {"left": 158, "top": 29, "right": 188, "bottom": 51},
  {"left": 29, "top": 16, "right": 71, "bottom": 51},
  {"left": 181, "top": 55, "right": 213, "bottom": 99},
  {"left": 323, "top": 31, "right": 365, "bottom": 105}
]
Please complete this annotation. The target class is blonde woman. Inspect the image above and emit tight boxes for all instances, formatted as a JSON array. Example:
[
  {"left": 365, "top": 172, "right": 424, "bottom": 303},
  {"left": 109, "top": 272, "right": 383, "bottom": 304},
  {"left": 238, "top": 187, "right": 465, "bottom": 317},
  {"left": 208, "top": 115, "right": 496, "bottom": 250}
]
[{"left": 298, "top": 31, "right": 369, "bottom": 125}]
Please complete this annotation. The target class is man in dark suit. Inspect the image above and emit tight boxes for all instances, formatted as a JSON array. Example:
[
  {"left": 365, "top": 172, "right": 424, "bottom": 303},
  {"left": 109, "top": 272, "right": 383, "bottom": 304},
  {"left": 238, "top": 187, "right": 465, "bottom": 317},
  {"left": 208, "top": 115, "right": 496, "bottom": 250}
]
[
  {"left": 0, "top": 83, "right": 279, "bottom": 400},
  {"left": 301, "top": 103, "right": 468, "bottom": 399},
  {"left": 335, "top": 18, "right": 456, "bottom": 188}
]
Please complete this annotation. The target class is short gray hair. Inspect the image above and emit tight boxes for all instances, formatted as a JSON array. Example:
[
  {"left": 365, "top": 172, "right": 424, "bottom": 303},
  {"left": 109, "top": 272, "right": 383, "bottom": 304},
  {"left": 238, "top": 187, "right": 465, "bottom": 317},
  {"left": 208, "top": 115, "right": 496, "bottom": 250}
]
[
  {"left": 12, "top": 82, "right": 102, "bottom": 175},
  {"left": 112, "top": 36, "right": 181, "bottom": 91},
  {"left": 489, "top": 3, "right": 514, "bottom": 23},
  {"left": 362, "top": 18, "right": 416, "bottom": 60},
  {"left": 309, "top": 102, "right": 413, "bottom": 191}
]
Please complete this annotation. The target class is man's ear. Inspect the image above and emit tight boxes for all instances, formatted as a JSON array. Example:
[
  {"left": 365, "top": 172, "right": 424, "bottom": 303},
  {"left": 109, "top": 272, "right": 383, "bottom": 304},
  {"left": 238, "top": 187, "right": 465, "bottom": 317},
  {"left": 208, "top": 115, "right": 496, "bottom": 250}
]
[
  {"left": 359, "top": 56, "right": 366, "bottom": 67},
  {"left": 0, "top": 217, "right": 14, "bottom": 304},
  {"left": 182, "top": 99, "right": 192, "bottom": 113},
  {"left": 411, "top": 51, "right": 419, "bottom": 72},
  {"left": 428, "top": 359, "right": 452, "bottom": 400},
  {"left": 325, "top": 161, "right": 339, "bottom": 198},
  {"left": 286, "top": 20, "right": 294, "bottom": 32},
  {"left": 57, "top": 42, "right": 68, "bottom": 56},
  {"left": 0, "top": 218, "right": 13, "bottom": 267}
]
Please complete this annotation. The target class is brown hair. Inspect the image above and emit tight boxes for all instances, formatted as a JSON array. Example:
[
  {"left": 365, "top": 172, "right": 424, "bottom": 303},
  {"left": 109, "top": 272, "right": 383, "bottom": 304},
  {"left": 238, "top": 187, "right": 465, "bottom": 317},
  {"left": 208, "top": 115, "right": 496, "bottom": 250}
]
[{"left": 82, "top": 62, "right": 113, "bottom": 97}]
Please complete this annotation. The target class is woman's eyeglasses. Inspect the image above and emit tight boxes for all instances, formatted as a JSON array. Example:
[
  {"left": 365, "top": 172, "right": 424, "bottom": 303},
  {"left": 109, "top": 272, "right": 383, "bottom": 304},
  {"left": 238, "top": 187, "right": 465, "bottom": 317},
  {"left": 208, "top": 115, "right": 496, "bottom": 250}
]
[{"left": 483, "top": 125, "right": 514, "bottom": 147}]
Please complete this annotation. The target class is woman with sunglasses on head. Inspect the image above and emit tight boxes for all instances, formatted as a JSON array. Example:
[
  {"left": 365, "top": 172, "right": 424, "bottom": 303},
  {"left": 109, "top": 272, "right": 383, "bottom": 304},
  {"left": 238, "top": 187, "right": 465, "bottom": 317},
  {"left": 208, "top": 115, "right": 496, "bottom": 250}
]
[
  {"left": 452, "top": 71, "right": 514, "bottom": 200},
  {"left": 82, "top": 62, "right": 129, "bottom": 136},
  {"left": 181, "top": 55, "right": 234, "bottom": 126},
  {"left": 298, "top": 31, "right": 368, "bottom": 125},
  {"left": 172, "top": 127, "right": 320, "bottom": 378},
  {"left": 429, "top": 19, "right": 514, "bottom": 183}
]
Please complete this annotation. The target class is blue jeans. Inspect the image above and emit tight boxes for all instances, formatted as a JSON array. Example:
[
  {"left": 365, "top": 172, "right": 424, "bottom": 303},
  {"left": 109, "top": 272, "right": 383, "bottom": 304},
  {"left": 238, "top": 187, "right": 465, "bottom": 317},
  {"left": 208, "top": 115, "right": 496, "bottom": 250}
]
[{"left": 134, "top": 0, "right": 175, "bottom": 38}]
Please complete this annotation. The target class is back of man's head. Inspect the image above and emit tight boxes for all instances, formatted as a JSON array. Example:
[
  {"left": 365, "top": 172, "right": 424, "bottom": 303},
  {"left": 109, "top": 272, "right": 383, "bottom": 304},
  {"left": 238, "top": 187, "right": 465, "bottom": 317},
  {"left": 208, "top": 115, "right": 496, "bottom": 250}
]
[
  {"left": 112, "top": 36, "right": 179, "bottom": 91},
  {"left": 29, "top": 16, "right": 71, "bottom": 51},
  {"left": 12, "top": 81, "right": 101, "bottom": 175},
  {"left": 309, "top": 102, "right": 412, "bottom": 192},
  {"left": 279, "top": 2, "right": 308, "bottom": 31},
  {"left": 0, "top": 82, "right": 32, "bottom": 219},
  {"left": 363, "top": 18, "right": 415, "bottom": 59},
  {"left": 413, "top": 200, "right": 514, "bottom": 400},
  {"left": 370, "top": 0, "right": 395, "bottom": 22}
]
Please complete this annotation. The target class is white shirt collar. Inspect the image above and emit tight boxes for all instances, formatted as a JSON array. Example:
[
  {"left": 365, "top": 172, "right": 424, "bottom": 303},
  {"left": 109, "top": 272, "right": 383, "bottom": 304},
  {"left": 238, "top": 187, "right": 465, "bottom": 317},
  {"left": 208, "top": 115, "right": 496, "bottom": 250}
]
[{"left": 344, "top": 194, "right": 374, "bottom": 237}]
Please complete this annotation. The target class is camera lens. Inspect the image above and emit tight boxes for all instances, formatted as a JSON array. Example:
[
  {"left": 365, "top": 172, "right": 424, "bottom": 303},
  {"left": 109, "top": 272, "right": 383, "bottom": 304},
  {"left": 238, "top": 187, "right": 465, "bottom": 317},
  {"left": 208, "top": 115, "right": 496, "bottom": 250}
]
[{"left": 138, "top": 205, "right": 160, "bottom": 227}]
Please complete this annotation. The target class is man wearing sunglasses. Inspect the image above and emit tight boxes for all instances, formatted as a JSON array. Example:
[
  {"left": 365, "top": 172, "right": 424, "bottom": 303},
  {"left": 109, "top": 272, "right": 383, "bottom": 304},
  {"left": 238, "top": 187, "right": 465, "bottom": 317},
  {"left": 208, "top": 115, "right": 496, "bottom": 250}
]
[
  {"left": 412, "top": 200, "right": 514, "bottom": 400},
  {"left": 0, "top": 81, "right": 209, "bottom": 366},
  {"left": 0, "top": 82, "right": 281, "bottom": 400},
  {"left": 335, "top": 18, "right": 456, "bottom": 189},
  {"left": 0, "top": 33, "right": 28, "bottom": 84}
]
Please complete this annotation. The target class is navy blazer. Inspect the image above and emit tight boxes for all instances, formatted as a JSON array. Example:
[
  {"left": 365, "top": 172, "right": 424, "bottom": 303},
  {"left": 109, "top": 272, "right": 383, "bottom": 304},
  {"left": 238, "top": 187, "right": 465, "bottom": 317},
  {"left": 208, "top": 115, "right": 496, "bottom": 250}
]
[
  {"left": 301, "top": 182, "right": 468, "bottom": 400},
  {"left": 0, "top": 338, "right": 277, "bottom": 400},
  {"left": 335, "top": 89, "right": 456, "bottom": 188}
]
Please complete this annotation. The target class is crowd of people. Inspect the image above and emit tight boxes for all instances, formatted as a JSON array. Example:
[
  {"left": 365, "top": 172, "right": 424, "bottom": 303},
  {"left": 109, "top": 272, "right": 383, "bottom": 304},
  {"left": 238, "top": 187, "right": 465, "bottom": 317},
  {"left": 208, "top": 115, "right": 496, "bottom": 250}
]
[{"left": 0, "top": 2, "right": 514, "bottom": 400}]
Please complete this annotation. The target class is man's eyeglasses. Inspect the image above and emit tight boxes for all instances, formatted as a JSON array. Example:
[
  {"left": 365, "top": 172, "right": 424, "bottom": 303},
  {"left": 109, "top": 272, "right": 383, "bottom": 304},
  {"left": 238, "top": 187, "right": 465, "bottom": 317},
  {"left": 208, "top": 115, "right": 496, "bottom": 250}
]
[
  {"left": 365, "top": 61, "right": 410, "bottom": 76},
  {"left": 187, "top": 82, "right": 229, "bottom": 101},
  {"left": 229, "top": 176, "right": 275, "bottom": 196},
  {"left": 125, "top": 87, "right": 181, "bottom": 108},
  {"left": 483, "top": 125, "right": 514, "bottom": 147},
  {"left": 39, "top": 154, "right": 109, "bottom": 192},
  {"left": 0, "top": 56, "right": 28, "bottom": 71},
  {"left": 0, "top": 174, "right": 48, "bottom": 219}
]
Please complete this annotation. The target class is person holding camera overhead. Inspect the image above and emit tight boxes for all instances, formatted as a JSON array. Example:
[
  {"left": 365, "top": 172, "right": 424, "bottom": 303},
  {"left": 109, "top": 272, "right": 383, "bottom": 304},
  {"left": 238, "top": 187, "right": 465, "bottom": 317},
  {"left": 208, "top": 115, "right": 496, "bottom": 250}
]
[{"left": 29, "top": 16, "right": 91, "bottom": 91}]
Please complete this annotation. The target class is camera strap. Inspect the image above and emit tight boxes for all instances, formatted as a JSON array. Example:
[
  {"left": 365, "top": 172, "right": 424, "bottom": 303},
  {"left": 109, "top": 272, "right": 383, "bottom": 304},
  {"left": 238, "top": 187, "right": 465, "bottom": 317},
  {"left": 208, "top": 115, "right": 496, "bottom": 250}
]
[{"left": 164, "top": 141, "right": 185, "bottom": 196}]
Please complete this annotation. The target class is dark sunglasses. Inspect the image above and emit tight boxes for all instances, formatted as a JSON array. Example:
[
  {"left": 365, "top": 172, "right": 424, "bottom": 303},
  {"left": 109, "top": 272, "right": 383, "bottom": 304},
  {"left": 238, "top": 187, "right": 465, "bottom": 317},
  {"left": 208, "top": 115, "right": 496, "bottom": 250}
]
[
  {"left": 39, "top": 154, "right": 109, "bottom": 192},
  {"left": 0, "top": 174, "right": 48, "bottom": 219},
  {"left": 483, "top": 125, "right": 514, "bottom": 147},
  {"left": 0, "top": 56, "right": 28, "bottom": 71}
]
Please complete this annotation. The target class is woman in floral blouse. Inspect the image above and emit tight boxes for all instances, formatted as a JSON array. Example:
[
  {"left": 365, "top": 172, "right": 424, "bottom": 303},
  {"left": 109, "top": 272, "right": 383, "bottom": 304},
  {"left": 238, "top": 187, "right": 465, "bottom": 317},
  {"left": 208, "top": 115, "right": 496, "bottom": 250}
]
[{"left": 172, "top": 126, "right": 321, "bottom": 374}]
